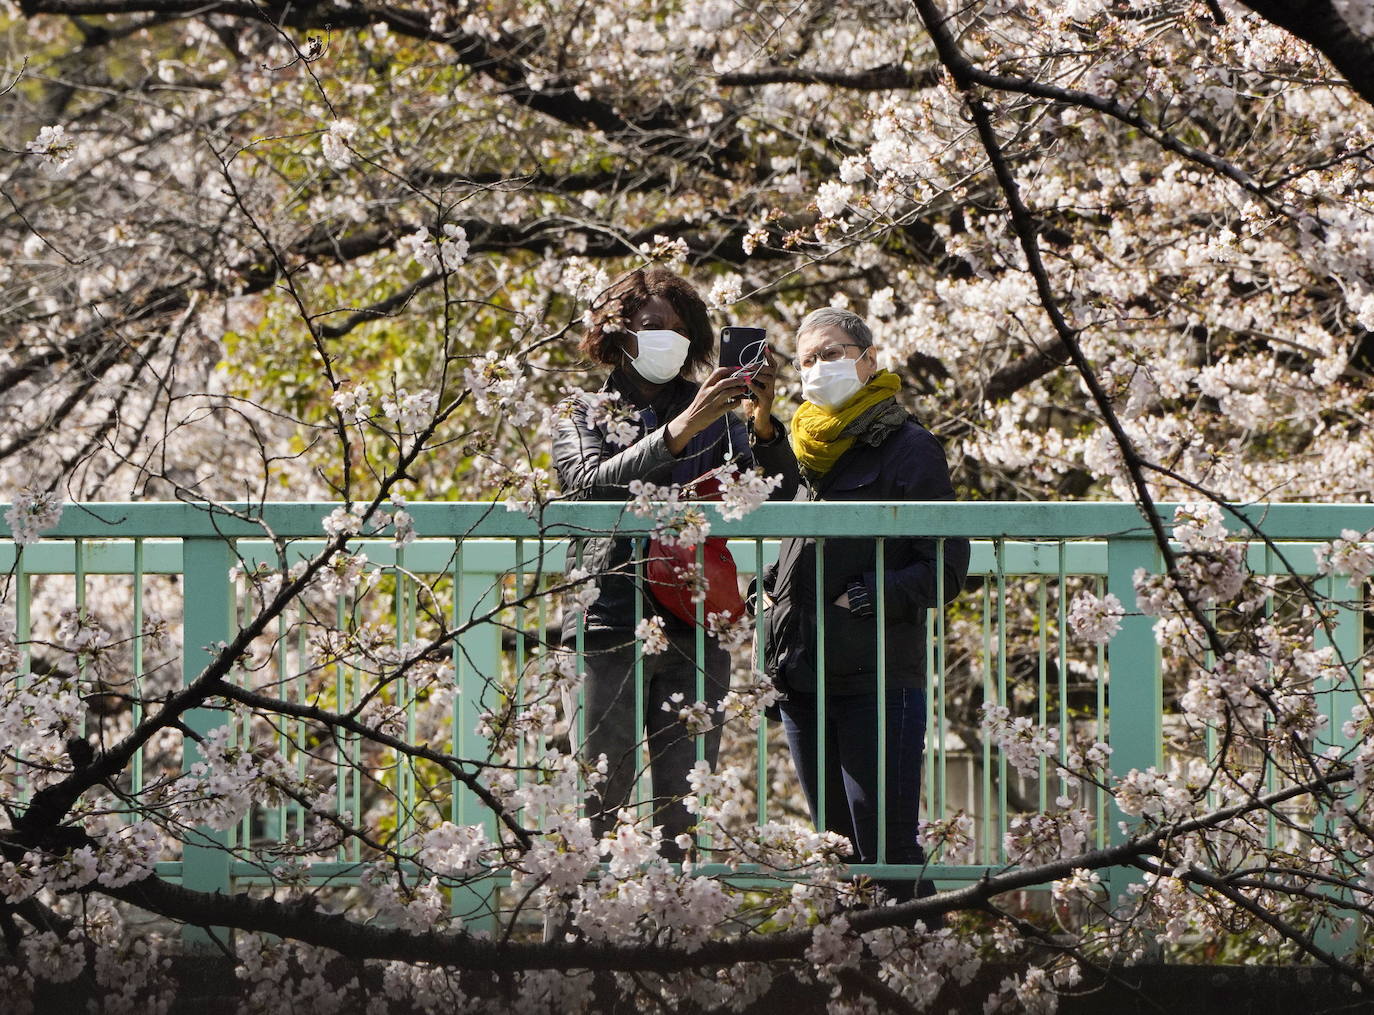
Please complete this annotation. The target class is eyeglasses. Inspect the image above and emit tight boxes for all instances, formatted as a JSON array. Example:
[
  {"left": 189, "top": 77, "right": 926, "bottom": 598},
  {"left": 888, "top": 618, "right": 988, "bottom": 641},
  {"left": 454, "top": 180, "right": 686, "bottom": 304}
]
[{"left": 796, "top": 343, "right": 864, "bottom": 370}]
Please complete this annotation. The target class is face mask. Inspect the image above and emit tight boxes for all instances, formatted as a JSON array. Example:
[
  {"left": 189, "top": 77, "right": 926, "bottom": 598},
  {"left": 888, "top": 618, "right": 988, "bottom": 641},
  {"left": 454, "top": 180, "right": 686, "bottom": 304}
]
[
  {"left": 801, "top": 354, "right": 866, "bottom": 411},
  {"left": 630, "top": 329, "right": 690, "bottom": 384}
]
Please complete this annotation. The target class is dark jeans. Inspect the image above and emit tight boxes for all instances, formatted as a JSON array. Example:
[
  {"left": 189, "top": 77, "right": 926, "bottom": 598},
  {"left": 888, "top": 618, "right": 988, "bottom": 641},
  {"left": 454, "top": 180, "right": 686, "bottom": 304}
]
[
  {"left": 581, "top": 628, "right": 729, "bottom": 858},
  {"left": 780, "top": 687, "right": 928, "bottom": 899}
]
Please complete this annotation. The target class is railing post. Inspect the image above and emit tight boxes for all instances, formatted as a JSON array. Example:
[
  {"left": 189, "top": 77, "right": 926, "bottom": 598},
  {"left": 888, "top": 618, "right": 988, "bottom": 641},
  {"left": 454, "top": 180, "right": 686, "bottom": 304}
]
[
  {"left": 453, "top": 557, "right": 500, "bottom": 935},
  {"left": 180, "top": 536, "right": 235, "bottom": 949},
  {"left": 1315, "top": 572, "right": 1365, "bottom": 956},
  {"left": 1317, "top": 572, "right": 1364, "bottom": 754},
  {"left": 1105, "top": 533, "right": 1162, "bottom": 910}
]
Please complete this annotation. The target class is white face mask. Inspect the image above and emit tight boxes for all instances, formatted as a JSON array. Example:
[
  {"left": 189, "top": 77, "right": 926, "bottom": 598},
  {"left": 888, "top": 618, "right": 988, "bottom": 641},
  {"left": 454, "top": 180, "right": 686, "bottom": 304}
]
[
  {"left": 630, "top": 329, "right": 690, "bottom": 384},
  {"left": 801, "top": 354, "right": 866, "bottom": 411}
]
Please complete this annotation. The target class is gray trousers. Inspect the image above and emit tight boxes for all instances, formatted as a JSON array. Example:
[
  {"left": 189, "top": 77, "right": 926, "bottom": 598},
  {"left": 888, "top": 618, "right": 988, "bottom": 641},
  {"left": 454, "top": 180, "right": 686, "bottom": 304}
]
[{"left": 580, "top": 628, "right": 730, "bottom": 858}]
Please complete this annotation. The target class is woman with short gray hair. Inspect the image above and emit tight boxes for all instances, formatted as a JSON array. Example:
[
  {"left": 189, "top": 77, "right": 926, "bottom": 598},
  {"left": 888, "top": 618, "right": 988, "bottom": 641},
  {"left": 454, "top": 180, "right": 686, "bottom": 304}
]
[
  {"left": 760, "top": 306, "right": 969, "bottom": 902},
  {"left": 796, "top": 306, "right": 873, "bottom": 350}
]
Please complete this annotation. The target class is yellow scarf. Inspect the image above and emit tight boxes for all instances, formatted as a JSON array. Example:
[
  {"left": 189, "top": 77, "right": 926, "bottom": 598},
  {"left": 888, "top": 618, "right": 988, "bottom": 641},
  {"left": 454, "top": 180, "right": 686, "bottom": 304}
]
[{"left": 790, "top": 371, "right": 902, "bottom": 477}]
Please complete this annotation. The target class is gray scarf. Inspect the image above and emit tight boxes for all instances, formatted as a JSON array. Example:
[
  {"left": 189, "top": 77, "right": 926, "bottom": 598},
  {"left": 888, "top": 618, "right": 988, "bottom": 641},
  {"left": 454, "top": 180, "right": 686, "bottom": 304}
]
[{"left": 841, "top": 397, "right": 909, "bottom": 447}]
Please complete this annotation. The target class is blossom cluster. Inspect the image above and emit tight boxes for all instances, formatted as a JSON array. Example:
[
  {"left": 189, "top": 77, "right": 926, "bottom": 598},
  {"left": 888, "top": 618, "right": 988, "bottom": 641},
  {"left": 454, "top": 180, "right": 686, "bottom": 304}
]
[
  {"left": 0, "top": 668, "right": 86, "bottom": 784},
  {"left": 979, "top": 704, "right": 1060, "bottom": 778},
  {"left": 381, "top": 388, "right": 438, "bottom": 432},
  {"left": 415, "top": 821, "right": 492, "bottom": 877},
  {"left": 507, "top": 752, "right": 603, "bottom": 896},
  {"left": 713, "top": 672, "right": 782, "bottom": 731},
  {"left": 581, "top": 390, "right": 642, "bottom": 448},
  {"left": 171, "top": 725, "right": 301, "bottom": 831},
  {"left": 706, "top": 273, "right": 743, "bottom": 310},
  {"left": 330, "top": 382, "right": 372, "bottom": 422},
  {"left": 1315, "top": 528, "right": 1374, "bottom": 588},
  {"left": 1004, "top": 807, "right": 1090, "bottom": 867},
  {"left": 1066, "top": 589, "right": 1124, "bottom": 645},
  {"left": 1113, "top": 765, "right": 1195, "bottom": 822},
  {"left": 0, "top": 618, "right": 21, "bottom": 673},
  {"left": 24, "top": 124, "right": 75, "bottom": 172},
  {"left": 628, "top": 479, "right": 711, "bottom": 548},
  {"left": 1051, "top": 866, "right": 1103, "bottom": 903},
  {"left": 663, "top": 692, "right": 713, "bottom": 736},
  {"left": 714, "top": 466, "right": 784, "bottom": 521},
  {"left": 635, "top": 614, "right": 668, "bottom": 654},
  {"left": 4, "top": 488, "right": 63, "bottom": 545},
  {"left": 463, "top": 353, "right": 540, "bottom": 428},
  {"left": 397, "top": 224, "right": 469, "bottom": 273},
  {"left": 320, "top": 118, "right": 358, "bottom": 169},
  {"left": 561, "top": 566, "right": 600, "bottom": 619}
]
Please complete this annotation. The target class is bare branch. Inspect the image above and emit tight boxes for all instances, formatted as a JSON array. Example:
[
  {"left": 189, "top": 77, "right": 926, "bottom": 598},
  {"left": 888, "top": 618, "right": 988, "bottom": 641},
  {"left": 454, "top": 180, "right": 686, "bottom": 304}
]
[
  {"left": 720, "top": 63, "right": 941, "bottom": 90},
  {"left": 1237, "top": 0, "right": 1374, "bottom": 109}
]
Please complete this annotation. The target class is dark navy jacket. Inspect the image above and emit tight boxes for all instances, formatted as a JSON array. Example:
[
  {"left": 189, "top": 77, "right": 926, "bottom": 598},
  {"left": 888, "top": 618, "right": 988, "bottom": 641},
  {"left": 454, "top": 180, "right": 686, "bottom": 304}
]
[{"left": 763, "top": 419, "right": 969, "bottom": 695}]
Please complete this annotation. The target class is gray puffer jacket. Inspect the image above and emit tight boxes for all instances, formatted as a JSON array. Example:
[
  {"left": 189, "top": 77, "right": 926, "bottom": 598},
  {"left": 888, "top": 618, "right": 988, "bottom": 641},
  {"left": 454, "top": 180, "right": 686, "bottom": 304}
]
[{"left": 552, "top": 370, "right": 799, "bottom": 640}]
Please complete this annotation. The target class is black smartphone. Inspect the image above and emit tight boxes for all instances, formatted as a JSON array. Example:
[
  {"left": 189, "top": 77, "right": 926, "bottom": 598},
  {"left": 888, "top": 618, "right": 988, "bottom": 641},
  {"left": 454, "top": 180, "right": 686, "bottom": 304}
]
[{"left": 719, "top": 326, "right": 767, "bottom": 372}]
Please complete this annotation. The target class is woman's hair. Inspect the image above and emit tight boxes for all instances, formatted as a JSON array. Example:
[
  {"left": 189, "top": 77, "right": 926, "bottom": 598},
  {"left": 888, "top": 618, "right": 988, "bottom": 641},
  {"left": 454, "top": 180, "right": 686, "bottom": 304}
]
[
  {"left": 582, "top": 267, "right": 715, "bottom": 374},
  {"left": 796, "top": 306, "right": 873, "bottom": 350}
]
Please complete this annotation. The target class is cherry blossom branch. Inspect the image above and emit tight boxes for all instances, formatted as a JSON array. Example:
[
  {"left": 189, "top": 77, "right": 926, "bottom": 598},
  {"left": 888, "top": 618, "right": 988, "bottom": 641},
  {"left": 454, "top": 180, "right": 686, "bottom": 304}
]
[
  {"left": 911, "top": 0, "right": 1189, "bottom": 602},
  {"left": 1149, "top": 858, "right": 1374, "bottom": 991},
  {"left": 1238, "top": 0, "right": 1374, "bottom": 109},
  {"left": 719, "top": 64, "right": 941, "bottom": 90},
  {"left": 982, "top": 901, "right": 1155, "bottom": 1010},
  {"left": 18, "top": 0, "right": 744, "bottom": 175},
  {"left": 1114, "top": 454, "right": 1374, "bottom": 732},
  {"left": 1221, "top": 873, "right": 1374, "bottom": 922},
  {"left": 12, "top": 541, "right": 347, "bottom": 835},
  {"left": 915, "top": 0, "right": 1350, "bottom": 809},
  {"left": 834, "top": 967, "right": 923, "bottom": 1014},
  {"left": 0, "top": 57, "right": 24, "bottom": 95},
  {"left": 77, "top": 762, "right": 1353, "bottom": 974},
  {"left": 923, "top": 37, "right": 1275, "bottom": 204},
  {"left": 211, "top": 679, "right": 535, "bottom": 850},
  {"left": 13, "top": 375, "right": 473, "bottom": 836}
]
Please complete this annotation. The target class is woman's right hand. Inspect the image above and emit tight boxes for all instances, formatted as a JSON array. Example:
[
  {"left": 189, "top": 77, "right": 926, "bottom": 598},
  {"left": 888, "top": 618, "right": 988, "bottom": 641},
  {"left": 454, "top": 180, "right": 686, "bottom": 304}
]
[{"left": 664, "top": 367, "right": 750, "bottom": 455}]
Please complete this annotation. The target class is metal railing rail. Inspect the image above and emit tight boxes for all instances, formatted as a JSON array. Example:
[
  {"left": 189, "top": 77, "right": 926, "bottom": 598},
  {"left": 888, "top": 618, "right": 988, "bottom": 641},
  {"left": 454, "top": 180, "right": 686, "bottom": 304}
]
[{"left": 0, "top": 501, "right": 1367, "bottom": 939}]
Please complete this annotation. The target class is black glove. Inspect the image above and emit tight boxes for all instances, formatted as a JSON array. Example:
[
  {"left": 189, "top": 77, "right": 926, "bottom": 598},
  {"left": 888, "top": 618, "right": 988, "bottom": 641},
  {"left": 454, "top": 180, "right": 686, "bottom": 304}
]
[{"left": 845, "top": 577, "right": 875, "bottom": 618}]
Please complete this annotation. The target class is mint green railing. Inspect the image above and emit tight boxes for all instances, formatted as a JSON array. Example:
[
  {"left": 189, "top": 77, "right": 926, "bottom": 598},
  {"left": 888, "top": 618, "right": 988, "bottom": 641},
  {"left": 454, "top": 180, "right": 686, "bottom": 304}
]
[{"left": 0, "top": 501, "right": 1368, "bottom": 941}]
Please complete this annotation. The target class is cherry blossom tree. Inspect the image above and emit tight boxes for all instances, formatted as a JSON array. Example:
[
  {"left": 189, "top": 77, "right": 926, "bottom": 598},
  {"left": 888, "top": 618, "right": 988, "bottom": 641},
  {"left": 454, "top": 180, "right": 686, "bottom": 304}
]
[{"left": 0, "top": 0, "right": 1373, "bottom": 1010}]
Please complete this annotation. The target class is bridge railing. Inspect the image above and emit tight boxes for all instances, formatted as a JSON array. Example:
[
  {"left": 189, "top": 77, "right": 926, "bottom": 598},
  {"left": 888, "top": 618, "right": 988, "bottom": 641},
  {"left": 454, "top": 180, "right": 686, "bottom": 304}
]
[{"left": 0, "top": 501, "right": 1367, "bottom": 935}]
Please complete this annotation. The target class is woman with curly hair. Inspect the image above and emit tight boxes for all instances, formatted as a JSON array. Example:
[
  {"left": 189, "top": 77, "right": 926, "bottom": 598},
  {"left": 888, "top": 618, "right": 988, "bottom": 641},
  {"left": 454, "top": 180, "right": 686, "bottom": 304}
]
[{"left": 552, "top": 266, "right": 798, "bottom": 857}]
